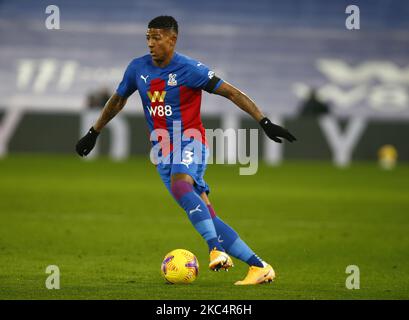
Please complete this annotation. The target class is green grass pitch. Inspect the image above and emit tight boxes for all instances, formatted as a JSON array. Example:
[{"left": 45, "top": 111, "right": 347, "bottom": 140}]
[{"left": 0, "top": 155, "right": 408, "bottom": 299}]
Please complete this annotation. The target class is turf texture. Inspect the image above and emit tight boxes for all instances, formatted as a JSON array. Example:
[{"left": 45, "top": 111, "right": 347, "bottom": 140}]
[{"left": 0, "top": 155, "right": 408, "bottom": 299}]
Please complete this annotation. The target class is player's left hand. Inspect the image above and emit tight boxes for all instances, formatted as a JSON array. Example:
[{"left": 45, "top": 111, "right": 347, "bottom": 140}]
[{"left": 259, "top": 117, "right": 296, "bottom": 143}]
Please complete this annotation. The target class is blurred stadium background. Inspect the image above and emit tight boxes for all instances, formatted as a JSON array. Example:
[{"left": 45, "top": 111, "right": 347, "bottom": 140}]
[
  {"left": 0, "top": 0, "right": 408, "bottom": 299},
  {"left": 1, "top": 0, "right": 408, "bottom": 163}
]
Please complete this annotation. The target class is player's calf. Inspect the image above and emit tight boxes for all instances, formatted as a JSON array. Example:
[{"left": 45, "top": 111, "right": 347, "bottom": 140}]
[{"left": 170, "top": 179, "right": 225, "bottom": 252}]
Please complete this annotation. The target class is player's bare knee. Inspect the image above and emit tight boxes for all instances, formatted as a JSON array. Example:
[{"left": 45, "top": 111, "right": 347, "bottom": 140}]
[
  {"left": 171, "top": 173, "right": 194, "bottom": 184},
  {"left": 200, "top": 192, "right": 211, "bottom": 206}
]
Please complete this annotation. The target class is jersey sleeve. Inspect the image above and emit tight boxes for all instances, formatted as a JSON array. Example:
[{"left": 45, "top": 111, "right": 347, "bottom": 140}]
[
  {"left": 116, "top": 61, "right": 138, "bottom": 98},
  {"left": 187, "top": 62, "right": 223, "bottom": 93}
]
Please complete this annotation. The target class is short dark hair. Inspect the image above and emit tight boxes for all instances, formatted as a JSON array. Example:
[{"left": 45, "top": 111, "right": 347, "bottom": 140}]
[{"left": 148, "top": 16, "right": 178, "bottom": 34}]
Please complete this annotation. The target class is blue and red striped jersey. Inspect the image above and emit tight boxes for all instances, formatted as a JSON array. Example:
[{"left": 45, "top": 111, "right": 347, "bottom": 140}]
[{"left": 116, "top": 52, "right": 223, "bottom": 154}]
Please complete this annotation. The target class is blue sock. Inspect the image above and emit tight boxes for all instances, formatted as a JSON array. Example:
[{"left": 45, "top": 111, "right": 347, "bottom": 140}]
[
  {"left": 246, "top": 254, "right": 265, "bottom": 268},
  {"left": 207, "top": 205, "right": 264, "bottom": 267},
  {"left": 171, "top": 180, "right": 224, "bottom": 252}
]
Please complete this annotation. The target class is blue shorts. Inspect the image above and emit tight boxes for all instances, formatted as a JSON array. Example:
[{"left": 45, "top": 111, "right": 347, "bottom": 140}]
[{"left": 156, "top": 140, "right": 210, "bottom": 196}]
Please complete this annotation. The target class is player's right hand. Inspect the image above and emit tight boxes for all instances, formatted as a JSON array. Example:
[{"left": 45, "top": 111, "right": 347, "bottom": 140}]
[{"left": 75, "top": 127, "right": 100, "bottom": 156}]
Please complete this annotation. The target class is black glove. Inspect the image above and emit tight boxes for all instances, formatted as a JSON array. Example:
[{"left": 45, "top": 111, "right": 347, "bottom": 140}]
[
  {"left": 259, "top": 117, "right": 296, "bottom": 143},
  {"left": 76, "top": 127, "right": 100, "bottom": 156}
]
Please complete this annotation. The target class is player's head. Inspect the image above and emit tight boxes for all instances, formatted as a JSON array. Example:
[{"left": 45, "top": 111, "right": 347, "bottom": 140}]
[{"left": 147, "top": 16, "right": 178, "bottom": 63}]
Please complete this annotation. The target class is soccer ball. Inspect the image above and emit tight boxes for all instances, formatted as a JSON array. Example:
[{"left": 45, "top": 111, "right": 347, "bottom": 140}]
[{"left": 161, "top": 249, "right": 199, "bottom": 284}]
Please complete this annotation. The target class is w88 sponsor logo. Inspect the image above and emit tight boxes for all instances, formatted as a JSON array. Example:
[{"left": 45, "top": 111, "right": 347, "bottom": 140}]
[{"left": 146, "top": 105, "right": 173, "bottom": 117}]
